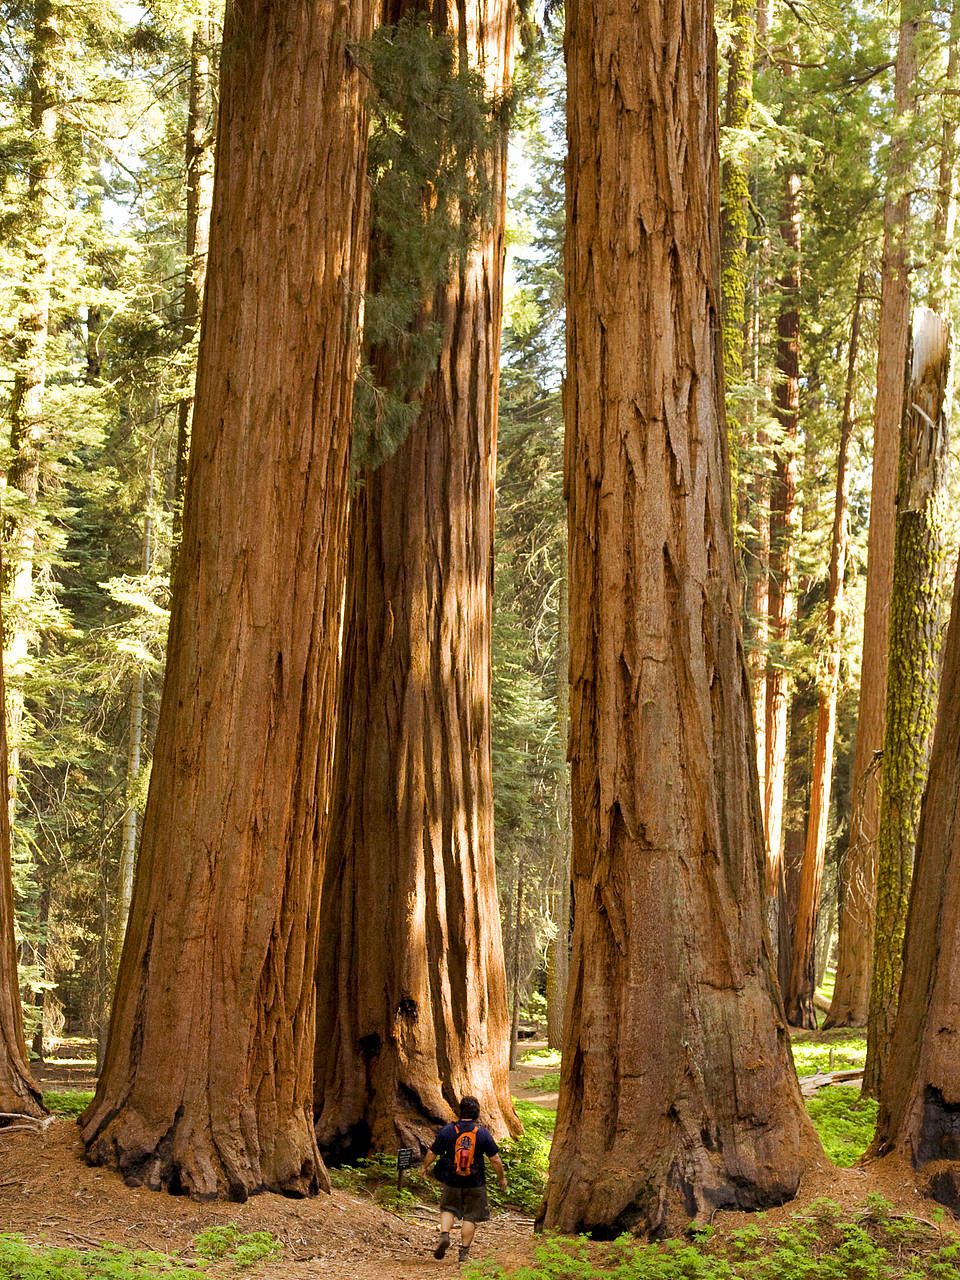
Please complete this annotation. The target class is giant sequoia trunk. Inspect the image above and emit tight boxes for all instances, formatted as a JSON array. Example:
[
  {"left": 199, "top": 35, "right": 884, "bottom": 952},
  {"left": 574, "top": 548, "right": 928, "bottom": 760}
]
[
  {"left": 863, "top": 308, "right": 950, "bottom": 1098},
  {"left": 874, "top": 554, "right": 960, "bottom": 1213},
  {"left": 784, "top": 276, "right": 863, "bottom": 1028},
  {"left": 826, "top": 5, "right": 918, "bottom": 1030},
  {"left": 81, "top": 0, "right": 376, "bottom": 1199},
  {"left": 312, "top": 0, "right": 519, "bottom": 1159},
  {"left": 539, "top": 0, "right": 818, "bottom": 1236},
  {"left": 0, "top": 607, "right": 43, "bottom": 1121}
]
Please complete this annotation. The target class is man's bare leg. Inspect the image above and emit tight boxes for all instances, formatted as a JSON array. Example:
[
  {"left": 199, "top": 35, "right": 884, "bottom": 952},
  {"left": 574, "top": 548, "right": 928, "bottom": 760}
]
[{"left": 434, "top": 1213, "right": 455, "bottom": 1259}]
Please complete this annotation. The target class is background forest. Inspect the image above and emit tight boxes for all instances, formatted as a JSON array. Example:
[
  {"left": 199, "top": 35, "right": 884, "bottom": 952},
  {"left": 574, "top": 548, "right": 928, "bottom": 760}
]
[{"left": 1, "top": 0, "right": 960, "bottom": 1264}]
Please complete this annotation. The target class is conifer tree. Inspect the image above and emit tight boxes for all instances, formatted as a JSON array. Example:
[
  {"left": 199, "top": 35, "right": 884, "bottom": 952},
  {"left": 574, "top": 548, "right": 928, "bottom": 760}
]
[
  {"left": 82, "top": 0, "right": 377, "bottom": 1197},
  {"left": 313, "top": 0, "right": 520, "bottom": 1157},
  {"left": 873, "top": 549, "right": 960, "bottom": 1212},
  {"left": 0, "top": 604, "right": 43, "bottom": 1120},
  {"left": 539, "top": 0, "right": 817, "bottom": 1235},
  {"left": 863, "top": 307, "right": 950, "bottom": 1097}
]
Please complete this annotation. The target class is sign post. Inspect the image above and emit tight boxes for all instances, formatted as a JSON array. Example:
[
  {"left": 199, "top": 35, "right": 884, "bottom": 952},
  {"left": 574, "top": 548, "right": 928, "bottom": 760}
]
[{"left": 397, "top": 1147, "right": 415, "bottom": 1192}]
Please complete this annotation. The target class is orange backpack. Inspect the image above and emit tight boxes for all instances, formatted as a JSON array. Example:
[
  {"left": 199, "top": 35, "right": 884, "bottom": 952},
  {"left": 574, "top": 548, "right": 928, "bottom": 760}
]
[{"left": 452, "top": 1121, "right": 478, "bottom": 1176}]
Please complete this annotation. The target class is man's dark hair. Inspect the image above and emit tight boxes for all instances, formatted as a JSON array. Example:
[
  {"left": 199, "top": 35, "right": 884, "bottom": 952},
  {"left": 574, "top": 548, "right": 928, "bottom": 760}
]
[{"left": 458, "top": 1095, "right": 480, "bottom": 1120}]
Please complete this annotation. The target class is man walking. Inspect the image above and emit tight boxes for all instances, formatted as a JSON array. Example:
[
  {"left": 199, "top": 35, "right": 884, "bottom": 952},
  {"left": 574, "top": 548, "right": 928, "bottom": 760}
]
[{"left": 422, "top": 1095, "right": 507, "bottom": 1262}]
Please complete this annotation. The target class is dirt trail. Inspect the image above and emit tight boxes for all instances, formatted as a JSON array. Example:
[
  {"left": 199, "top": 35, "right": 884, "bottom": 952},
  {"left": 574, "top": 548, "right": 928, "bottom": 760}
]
[
  {"left": 0, "top": 1118, "right": 539, "bottom": 1280},
  {"left": 5, "top": 1043, "right": 956, "bottom": 1277}
]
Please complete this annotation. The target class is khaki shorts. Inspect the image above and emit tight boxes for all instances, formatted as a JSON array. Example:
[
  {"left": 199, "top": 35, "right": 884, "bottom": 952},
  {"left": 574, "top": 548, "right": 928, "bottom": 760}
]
[{"left": 439, "top": 1183, "right": 490, "bottom": 1222}]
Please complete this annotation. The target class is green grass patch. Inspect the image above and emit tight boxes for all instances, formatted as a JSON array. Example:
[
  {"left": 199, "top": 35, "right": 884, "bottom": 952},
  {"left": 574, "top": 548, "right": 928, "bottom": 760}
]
[
  {"left": 42, "top": 1090, "right": 95, "bottom": 1118},
  {"left": 466, "top": 1198, "right": 958, "bottom": 1280},
  {"left": 804, "top": 1086, "right": 878, "bottom": 1167},
  {"left": 789, "top": 1029, "right": 866, "bottom": 1077},
  {"left": 519, "top": 1048, "right": 561, "bottom": 1068},
  {"left": 522, "top": 1072, "right": 560, "bottom": 1092},
  {"left": 816, "top": 968, "right": 836, "bottom": 1003}
]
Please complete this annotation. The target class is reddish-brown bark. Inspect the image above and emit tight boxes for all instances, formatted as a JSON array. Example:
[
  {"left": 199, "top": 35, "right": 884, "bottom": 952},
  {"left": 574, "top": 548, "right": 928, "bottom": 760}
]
[
  {"left": 826, "top": 7, "right": 917, "bottom": 1030},
  {"left": 312, "top": 0, "right": 519, "bottom": 1160},
  {"left": 874, "top": 550, "right": 960, "bottom": 1212},
  {"left": 764, "top": 164, "right": 801, "bottom": 889},
  {"left": 539, "top": 0, "right": 818, "bottom": 1236},
  {"left": 0, "top": 604, "right": 43, "bottom": 1121},
  {"left": 82, "top": 0, "right": 376, "bottom": 1199},
  {"left": 784, "top": 276, "right": 864, "bottom": 1029}
]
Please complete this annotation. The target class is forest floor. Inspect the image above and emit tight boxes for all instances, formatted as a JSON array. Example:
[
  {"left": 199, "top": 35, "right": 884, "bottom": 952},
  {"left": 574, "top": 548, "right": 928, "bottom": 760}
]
[{"left": 1, "top": 1037, "right": 957, "bottom": 1280}]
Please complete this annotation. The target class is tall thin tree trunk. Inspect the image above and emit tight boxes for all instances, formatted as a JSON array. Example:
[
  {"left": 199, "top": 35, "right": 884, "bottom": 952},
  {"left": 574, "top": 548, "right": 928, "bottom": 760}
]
[
  {"left": 764, "top": 156, "right": 801, "bottom": 891},
  {"left": 720, "top": 0, "right": 755, "bottom": 508},
  {"left": 784, "top": 274, "right": 864, "bottom": 1027},
  {"left": 928, "top": 0, "right": 960, "bottom": 316},
  {"left": 313, "top": 0, "right": 519, "bottom": 1159},
  {"left": 4, "top": 1, "right": 60, "bottom": 821},
  {"left": 116, "top": 444, "right": 155, "bottom": 946},
  {"left": 539, "top": 0, "right": 817, "bottom": 1235},
  {"left": 873, "top": 553, "right": 960, "bottom": 1211},
  {"left": 0, "top": 594, "right": 43, "bottom": 1120},
  {"left": 508, "top": 857, "right": 524, "bottom": 1071},
  {"left": 171, "top": 7, "right": 216, "bottom": 579},
  {"left": 826, "top": 2, "right": 919, "bottom": 1030},
  {"left": 863, "top": 307, "right": 950, "bottom": 1098},
  {"left": 546, "top": 573, "right": 570, "bottom": 1052},
  {"left": 82, "top": 0, "right": 376, "bottom": 1198}
]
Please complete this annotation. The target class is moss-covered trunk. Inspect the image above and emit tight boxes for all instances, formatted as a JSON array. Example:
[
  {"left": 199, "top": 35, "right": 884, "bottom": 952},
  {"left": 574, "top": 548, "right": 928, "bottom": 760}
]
[
  {"left": 874, "top": 551, "right": 960, "bottom": 1211},
  {"left": 863, "top": 308, "right": 950, "bottom": 1098},
  {"left": 826, "top": 0, "right": 918, "bottom": 1031}
]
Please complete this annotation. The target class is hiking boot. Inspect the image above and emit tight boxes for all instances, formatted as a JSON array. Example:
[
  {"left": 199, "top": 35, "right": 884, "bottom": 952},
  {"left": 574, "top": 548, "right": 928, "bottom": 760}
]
[
  {"left": 458, "top": 1246, "right": 471, "bottom": 1264},
  {"left": 434, "top": 1233, "right": 451, "bottom": 1259}
]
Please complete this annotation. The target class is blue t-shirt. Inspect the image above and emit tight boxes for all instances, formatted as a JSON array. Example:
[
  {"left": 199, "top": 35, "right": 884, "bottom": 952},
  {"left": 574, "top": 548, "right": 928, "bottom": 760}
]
[{"left": 431, "top": 1120, "right": 499, "bottom": 1188}]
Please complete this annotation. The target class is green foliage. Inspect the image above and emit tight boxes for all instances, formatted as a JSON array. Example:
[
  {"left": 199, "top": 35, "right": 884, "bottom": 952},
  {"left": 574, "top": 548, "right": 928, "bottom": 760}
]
[
  {"left": 191, "top": 1227, "right": 281, "bottom": 1269},
  {"left": 790, "top": 1030, "right": 867, "bottom": 1076},
  {"left": 0, "top": 1236, "right": 204, "bottom": 1280},
  {"left": 804, "top": 1086, "right": 878, "bottom": 1167},
  {"left": 521, "top": 1071, "right": 559, "bottom": 1091},
  {"left": 326, "top": 1151, "right": 442, "bottom": 1209},
  {"left": 351, "top": 12, "right": 505, "bottom": 472},
  {"left": 42, "top": 1088, "right": 95, "bottom": 1117},
  {"left": 488, "top": 1101, "right": 555, "bottom": 1215},
  {"left": 520, "top": 1048, "right": 561, "bottom": 1067},
  {"left": 0, "top": 1228, "right": 282, "bottom": 1280},
  {"left": 470, "top": 1200, "right": 959, "bottom": 1279}
]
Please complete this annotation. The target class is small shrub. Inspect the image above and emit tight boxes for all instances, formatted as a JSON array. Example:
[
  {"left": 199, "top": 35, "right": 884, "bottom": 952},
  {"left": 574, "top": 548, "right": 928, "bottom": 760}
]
[{"left": 192, "top": 1227, "right": 281, "bottom": 1268}]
